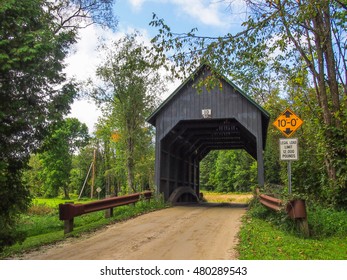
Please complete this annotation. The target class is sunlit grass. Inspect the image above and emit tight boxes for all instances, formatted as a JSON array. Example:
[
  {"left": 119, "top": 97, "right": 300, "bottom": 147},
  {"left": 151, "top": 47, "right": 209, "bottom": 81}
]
[
  {"left": 201, "top": 191, "right": 253, "bottom": 204},
  {"left": 237, "top": 199, "right": 347, "bottom": 260}
]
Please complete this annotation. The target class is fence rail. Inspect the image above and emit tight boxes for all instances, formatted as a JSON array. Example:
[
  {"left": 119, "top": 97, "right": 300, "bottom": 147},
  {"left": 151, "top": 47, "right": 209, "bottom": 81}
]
[{"left": 59, "top": 191, "right": 152, "bottom": 234}]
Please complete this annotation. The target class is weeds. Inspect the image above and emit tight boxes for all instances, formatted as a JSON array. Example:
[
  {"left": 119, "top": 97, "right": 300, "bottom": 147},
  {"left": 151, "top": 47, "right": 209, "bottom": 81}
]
[{"left": 237, "top": 198, "right": 347, "bottom": 259}]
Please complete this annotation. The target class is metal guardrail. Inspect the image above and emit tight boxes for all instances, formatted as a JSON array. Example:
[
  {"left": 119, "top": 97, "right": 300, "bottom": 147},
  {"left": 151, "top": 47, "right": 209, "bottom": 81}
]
[
  {"left": 258, "top": 193, "right": 283, "bottom": 211},
  {"left": 256, "top": 188, "right": 307, "bottom": 219},
  {"left": 256, "top": 188, "right": 309, "bottom": 236},
  {"left": 59, "top": 191, "right": 152, "bottom": 234}
]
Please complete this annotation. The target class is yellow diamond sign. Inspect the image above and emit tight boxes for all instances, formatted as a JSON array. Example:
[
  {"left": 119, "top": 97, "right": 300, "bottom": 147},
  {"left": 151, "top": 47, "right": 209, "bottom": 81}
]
[{"left": 273, "top": 108, "right": 303, "bottom": 137}]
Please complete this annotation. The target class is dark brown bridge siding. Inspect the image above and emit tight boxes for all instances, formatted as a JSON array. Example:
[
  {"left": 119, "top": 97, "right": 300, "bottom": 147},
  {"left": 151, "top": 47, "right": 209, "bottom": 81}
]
[{"left": 148, "top": 65, "right": 270, "bottom": 201}]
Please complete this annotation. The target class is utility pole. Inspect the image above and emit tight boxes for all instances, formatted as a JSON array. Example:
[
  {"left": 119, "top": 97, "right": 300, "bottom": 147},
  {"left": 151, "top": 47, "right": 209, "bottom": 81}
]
[{"left": 91, "top": 149, "right": 96, "bottom": 199}]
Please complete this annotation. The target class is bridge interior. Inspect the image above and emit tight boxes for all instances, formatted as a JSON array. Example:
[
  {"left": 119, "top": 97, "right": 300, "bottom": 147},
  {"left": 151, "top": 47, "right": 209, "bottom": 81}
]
[{"left": 159, "top": 118, "right": 258, "bottom": 202}]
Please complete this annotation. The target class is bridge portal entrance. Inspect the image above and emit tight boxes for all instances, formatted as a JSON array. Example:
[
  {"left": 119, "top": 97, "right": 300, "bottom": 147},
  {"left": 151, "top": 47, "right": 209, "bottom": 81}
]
[{"left": 147, "top": 65, "right": 270, "bottom": 203}]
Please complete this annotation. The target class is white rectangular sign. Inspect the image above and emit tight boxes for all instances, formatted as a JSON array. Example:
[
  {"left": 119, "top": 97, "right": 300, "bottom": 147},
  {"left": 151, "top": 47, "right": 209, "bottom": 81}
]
[{"left": 279, "top": 138, "right": 298, "bottom": 161}]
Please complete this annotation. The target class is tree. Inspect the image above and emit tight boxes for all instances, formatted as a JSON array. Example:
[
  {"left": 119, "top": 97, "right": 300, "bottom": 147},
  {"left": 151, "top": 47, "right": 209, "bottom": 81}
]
[
  {"left": 39, "top": 118, "right": 89, "bottom": 198},
  {"left": 0, "top": 0, "right": 116, "bottom": 251},
  {"left": 149, "top": 0, "right": 347, "bottom": 207},
  {"left": 90, "top": 33, "right": 164, "bottom": 193}
]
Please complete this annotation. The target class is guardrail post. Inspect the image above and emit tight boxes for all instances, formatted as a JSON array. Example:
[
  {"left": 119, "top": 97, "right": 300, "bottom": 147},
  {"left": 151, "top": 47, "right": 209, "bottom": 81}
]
[
  {"left": 63, "top": 202, "right": 74, "bottom": 234},
  {"left": 104, "top": 195, "right": 114, "bottom": 218},
  {"left": 105, "top": 207, "right": 113, "bottom": 218}
]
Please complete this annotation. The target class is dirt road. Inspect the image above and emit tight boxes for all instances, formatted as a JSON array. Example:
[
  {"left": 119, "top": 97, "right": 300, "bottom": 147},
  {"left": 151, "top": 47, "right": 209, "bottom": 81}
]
[{"left": 20, "top": 203, "right": 247, "bottom": 260}]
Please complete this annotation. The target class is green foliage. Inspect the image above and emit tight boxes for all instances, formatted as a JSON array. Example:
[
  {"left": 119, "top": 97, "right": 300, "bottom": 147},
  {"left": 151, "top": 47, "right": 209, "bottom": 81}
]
[
  {"left": 39, "top": 118, "right": 89, "bottom": 198},
  {"left": 308, "top": 204, "right": 347, "bottom": 238},
  {"left": 0, "top": 0, "right": 116, "bottom": 252},
  {"left": 238, "top": 216, "right": 347, "bottom": 260},
  {"left": 24, "top": 118, "right": 89, "bottom": 198},
  {"left": 90, "top": 32, "right": 164, "bottom": 193},
  {"left": 238, "top": 200, "right": 347, "bottom": 259},
  {"left": 200, "top": 150, "right": 257, "bottom": 193}
]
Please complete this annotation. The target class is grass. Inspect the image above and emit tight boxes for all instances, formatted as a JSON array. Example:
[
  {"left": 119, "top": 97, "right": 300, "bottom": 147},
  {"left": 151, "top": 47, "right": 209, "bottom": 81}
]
[
  {"left": 237, "top": 199, "right": 347, "bottom": 260},
  {"left": 201, "top": 191, "right": 253, "bottom": 204},
  {"left": 1, "top": 195, "right": 167, "bottom": 259}
]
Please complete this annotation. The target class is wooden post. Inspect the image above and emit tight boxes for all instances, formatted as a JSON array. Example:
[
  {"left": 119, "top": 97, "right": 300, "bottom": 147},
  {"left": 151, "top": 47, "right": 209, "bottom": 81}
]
[
  {"left": 296, "top": 218, "right": 310, "bottom": 237},
  {"left": 64, "top": 219, "right": 74, "bottom": 234},
  {"left": 104, "top": 195, "right": 113, "bottom": 218},
  {"left": 105, "top": 207, "right": 113, "bottom": 218}
]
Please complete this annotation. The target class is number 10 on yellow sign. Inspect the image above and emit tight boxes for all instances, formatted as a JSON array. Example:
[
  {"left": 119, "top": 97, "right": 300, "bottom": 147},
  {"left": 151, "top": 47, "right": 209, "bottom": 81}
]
[{"left": 273, "top": 108, "right": 303, "bottom": 138}]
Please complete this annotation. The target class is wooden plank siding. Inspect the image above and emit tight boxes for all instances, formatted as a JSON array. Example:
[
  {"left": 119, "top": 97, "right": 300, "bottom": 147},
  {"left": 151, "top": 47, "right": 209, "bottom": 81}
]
[{"left": 147, "top": 65, "right": 270, "bottom": 202}]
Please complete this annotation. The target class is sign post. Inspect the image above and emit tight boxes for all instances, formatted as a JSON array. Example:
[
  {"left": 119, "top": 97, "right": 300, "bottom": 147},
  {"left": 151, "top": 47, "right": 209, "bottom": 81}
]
[
  {"left": 273, "top": 109, "right": 303, "bottom": 194},
  {"left": 279, "top": 138, "right": 299, "bottom": 194}
]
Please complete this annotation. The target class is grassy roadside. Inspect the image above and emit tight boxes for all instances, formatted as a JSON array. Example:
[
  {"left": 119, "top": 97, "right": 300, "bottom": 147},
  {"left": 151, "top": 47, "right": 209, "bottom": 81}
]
[
  {"left": 237, "top": 199, "right": 347, "bottom": 260},
  {"left": 1, "top": 195, "right": 167, "bottom": 259}
]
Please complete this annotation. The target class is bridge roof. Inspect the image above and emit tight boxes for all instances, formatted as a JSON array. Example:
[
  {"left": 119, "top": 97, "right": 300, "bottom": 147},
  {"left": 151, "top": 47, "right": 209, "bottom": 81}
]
[{"left": 147, "top": 64, "right": 270, "bottom": 127}]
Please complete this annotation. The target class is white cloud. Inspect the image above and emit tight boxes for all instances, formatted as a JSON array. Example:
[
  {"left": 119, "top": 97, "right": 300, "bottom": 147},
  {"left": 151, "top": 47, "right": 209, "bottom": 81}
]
[
  {"left": 127, "top": 0, "right": 245, "bottom": 28},
  {"left": 64, "top": 25, "right": 119, "bottom": 134},
  {"left": 68, "top": 100, "right": 102, "bottom": 134},
  {"left": 172, "top": 0, "right": 225, "bottom": 27},
  {"left": 128, "top": 0, "right": 146, "bottom": 11}
]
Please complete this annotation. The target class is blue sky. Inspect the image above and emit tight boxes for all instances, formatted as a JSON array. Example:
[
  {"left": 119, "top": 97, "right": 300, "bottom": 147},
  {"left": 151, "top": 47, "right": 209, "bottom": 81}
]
[
  {"left": 67, "top": 0, "right": 246, "bottom": 133},
  {"left": 114, "top": 0, "right": 246, "bottom": 37}
]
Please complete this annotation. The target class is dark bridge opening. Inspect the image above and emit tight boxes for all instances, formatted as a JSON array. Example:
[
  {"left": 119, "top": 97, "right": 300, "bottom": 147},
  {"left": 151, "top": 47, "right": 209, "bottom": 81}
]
[
  {"left": 147, "top": 64, "right": 270, "bottom": 203},
  {"left": 160, "top": 119, "right": 257, "bottom": 203}
]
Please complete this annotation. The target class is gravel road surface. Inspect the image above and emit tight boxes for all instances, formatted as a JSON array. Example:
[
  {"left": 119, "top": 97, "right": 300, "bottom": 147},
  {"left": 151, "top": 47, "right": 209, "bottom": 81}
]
[{"left": 19, "top": 203, "right": 247, "bottom": 260}]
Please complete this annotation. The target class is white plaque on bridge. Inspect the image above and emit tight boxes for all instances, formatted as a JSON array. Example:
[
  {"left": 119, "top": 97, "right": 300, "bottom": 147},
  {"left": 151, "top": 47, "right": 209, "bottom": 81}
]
[
  {"left": 202, "top": 109, "right": 212, "bottom": 118},
  {"left": 279, "top": 138, "right": 298, "bottom": 161}
]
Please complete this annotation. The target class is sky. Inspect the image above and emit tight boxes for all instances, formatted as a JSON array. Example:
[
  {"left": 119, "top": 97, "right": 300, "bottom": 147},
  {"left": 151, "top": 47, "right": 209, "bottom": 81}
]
[{"left": 66, "top": 0, "right": 247, "bottom": 134}]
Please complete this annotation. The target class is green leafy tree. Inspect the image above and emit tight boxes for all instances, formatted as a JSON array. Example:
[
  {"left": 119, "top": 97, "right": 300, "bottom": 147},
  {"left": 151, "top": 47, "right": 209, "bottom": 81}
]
[
  {"left": 22, "top": 154, "right": 44, "bottom": 197},
  {"left": 91, "top": 33, "right": 164, "bottom": 193},
  {"left": 39, "top": 118, "right": 89, "bottom": 198},
  {"left": 0, "top": 0, "right": 116, "bottom": 251}
]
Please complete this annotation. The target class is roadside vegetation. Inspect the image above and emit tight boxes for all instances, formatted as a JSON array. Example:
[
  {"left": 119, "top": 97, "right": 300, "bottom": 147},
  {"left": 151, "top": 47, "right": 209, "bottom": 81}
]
[
  {"left": 237, "top": 199, "right": 347, "bottom": 260},
  {"left": 1, "top": 0, "right": 346, "bottom": 256},
  {"left": 0, "top": 195, "right": 167, "bottom": 259}
]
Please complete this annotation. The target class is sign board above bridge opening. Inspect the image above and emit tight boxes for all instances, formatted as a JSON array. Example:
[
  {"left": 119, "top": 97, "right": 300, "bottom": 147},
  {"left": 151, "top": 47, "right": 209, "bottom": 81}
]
[{"left": 273, "top": 108, "right": 303, "bottom": 137}]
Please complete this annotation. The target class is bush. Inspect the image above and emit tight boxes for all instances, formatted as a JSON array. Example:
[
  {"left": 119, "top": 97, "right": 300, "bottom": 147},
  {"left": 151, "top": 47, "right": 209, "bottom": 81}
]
[
  {"left": 308, "top": 204, "right": 347, "bottom": 238},
  {"left": 248, "top": 198, "right": 347, "bottom": 239}
]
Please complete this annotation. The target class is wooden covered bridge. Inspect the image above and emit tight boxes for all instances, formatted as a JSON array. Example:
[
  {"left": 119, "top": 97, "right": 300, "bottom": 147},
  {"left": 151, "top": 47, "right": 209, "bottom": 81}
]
[{"left": 147, "top": 65, "right": 270, "bottom": 203}]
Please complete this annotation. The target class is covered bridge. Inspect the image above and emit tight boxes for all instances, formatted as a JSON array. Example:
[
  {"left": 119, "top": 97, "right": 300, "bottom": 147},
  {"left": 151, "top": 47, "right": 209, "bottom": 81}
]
[{"left": 147, "top": 65, "right": 270, "bottom": 203}]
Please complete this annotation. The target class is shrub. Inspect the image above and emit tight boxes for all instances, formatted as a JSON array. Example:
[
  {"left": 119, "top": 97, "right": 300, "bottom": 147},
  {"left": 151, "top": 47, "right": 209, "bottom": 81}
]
[{"left": 308, "top": 204, "right": 347, "bottom": 238}]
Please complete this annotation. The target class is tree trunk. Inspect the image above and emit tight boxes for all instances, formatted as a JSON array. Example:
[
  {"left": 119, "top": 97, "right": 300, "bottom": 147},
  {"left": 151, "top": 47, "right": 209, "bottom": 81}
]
[
  {"left": 63, "top": 185, "right": 70, "bottom": 200},
  {"left": 126, "top": 134, "right": 136, "bottom": 193}
]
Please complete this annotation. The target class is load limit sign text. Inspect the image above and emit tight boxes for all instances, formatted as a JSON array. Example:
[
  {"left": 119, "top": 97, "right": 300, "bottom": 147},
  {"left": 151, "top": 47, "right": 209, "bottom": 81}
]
[{"left": 279, "top": 138, "right": 299, "bottom": 161}]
